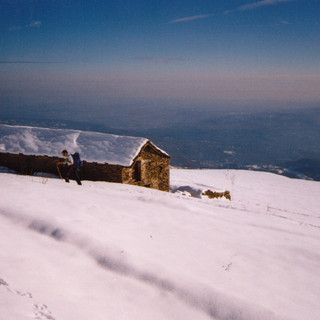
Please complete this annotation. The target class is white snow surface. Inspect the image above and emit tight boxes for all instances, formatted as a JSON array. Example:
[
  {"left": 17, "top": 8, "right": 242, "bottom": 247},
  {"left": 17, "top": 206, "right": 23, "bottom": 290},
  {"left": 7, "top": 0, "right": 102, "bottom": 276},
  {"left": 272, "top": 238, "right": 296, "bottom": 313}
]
[
  {"left": 1, "top": 168, "right": 320, "bottom": 320},
  {"left": 0, "top": 125, "right": 153, "bottom": 166}
]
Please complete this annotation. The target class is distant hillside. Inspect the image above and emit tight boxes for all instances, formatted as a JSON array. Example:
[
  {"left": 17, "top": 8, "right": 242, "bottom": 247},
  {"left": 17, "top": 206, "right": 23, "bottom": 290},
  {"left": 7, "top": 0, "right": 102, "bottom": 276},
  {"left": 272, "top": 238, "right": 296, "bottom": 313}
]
[
  {"left": 2, "top": 106, "right": 320, "bottom": 180},
  {"left": 282, "top": 158, "right": 320, "bottom": 181}
]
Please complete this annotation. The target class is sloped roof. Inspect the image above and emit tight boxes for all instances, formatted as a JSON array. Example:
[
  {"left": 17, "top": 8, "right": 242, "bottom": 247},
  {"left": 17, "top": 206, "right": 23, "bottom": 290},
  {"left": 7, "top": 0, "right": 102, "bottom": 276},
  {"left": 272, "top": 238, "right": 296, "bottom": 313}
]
[{"left": 0, "top": 125, "right": 168, "bottom": 166}]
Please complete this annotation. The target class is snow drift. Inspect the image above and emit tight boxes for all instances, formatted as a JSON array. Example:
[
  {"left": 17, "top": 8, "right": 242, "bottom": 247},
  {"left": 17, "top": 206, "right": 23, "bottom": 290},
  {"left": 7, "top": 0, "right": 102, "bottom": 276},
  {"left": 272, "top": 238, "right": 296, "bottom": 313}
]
[{"left": 0, "top": 124, "right": 157, "bottom": 166}]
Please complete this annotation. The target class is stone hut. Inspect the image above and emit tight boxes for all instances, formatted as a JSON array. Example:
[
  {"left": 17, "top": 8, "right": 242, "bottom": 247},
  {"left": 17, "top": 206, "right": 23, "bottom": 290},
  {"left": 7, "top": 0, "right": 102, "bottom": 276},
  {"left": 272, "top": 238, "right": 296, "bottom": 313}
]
[{"left": 0, "top": 125, "right": 170, "bottom": 191}]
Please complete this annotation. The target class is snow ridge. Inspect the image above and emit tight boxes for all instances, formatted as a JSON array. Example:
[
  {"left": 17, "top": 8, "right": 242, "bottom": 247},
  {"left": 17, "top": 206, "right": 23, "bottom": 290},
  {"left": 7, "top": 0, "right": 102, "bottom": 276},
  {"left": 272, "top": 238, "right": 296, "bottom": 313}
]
[{"left": 0, "top": 207, "right": 288, "bottom": 320}]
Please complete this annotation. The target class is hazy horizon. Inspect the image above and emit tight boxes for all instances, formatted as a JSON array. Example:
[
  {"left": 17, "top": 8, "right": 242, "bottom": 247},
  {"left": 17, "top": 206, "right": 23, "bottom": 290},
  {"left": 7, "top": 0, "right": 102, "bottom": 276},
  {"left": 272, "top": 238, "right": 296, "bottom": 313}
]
[{"left": 1, "top": 0, "right": 320, "bottom": 116}]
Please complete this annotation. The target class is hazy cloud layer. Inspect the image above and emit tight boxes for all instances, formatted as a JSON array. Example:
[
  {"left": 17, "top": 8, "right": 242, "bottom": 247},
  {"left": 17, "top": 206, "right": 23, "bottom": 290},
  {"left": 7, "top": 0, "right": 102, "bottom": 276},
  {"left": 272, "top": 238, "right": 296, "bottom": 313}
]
[
  {"left": 239, "top": 0, "right": 293, "bottom": 10},
  {"left": 0, "top": 61, "right": 56, "bottom": 64},
  {"left": 225, "top": 0, "right": 293, "bottom": 14},
  {"left": 26, "top": 21, "right": 41, "bottom": 28},
  {"left": 1, "top": 68, "right": 320, "bottom": 109},
  {"left": 9, "top": 20, "right": 41, "bottom": 31},
  {"left": 135, "top": 57, "right": 182, "bottom": 63},
  {"left": 168, "top": 14, "right": 212, "bottom": 24}
]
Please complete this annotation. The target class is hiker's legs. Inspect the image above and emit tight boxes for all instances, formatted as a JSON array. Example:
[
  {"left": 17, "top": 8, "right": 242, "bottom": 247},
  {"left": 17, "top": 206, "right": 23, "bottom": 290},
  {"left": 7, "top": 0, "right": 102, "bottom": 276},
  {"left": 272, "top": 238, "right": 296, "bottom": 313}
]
[
  {"left": 74, "top": 168, "right": 82, "bottom": 185},
  {"left": 65, "top": 165, "right": 82, "bottom": 185},
  {"left": 65, "top": 165, "right": 73, "bottom": 182}
]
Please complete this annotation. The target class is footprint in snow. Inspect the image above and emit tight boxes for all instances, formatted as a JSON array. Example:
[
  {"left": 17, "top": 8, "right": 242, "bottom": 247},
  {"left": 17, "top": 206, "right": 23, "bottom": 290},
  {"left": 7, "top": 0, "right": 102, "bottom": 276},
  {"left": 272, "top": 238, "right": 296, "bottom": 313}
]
[{"left": 0, "top": 277, "right": 56, "bottom": 320}]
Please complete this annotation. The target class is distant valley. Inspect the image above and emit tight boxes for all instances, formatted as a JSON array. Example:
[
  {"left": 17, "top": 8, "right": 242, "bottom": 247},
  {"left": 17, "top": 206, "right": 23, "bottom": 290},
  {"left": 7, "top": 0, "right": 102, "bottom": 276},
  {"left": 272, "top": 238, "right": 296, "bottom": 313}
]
[{"left": 1, "top": 105, "right": 320, "bottom": 181}]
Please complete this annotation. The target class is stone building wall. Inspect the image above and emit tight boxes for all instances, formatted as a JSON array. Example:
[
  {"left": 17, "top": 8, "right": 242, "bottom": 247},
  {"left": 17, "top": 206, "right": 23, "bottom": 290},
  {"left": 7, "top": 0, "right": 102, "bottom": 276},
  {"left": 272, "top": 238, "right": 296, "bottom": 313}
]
[
  {"left": 80, "top": 161, "right": 123, "bottom": 183},
  {"left": 122, "top": 143, "right": 170, "bottom": 192}
]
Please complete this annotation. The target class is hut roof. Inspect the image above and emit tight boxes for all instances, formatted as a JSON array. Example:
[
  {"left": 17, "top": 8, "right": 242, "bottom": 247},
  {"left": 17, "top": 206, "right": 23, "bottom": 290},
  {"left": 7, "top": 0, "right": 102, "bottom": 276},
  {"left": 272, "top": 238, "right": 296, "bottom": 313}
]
[{"left": 0, "top": 125, "right": 168, "bottom": 166}]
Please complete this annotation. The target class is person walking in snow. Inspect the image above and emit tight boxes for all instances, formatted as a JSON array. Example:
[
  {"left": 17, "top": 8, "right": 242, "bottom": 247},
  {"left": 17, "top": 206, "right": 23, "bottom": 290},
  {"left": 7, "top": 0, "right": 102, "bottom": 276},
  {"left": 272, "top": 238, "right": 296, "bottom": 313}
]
[{"left": 57, "top": 150, "right": 82, "bottom": 185}]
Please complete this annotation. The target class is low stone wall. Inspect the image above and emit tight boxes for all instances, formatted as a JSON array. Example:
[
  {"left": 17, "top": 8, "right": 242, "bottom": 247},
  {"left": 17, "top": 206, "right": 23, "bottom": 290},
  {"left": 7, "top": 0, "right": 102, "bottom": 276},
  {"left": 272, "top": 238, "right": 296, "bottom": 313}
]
[
  {"left": 202, "top": 189, "right": 231, "bottom": 200},
  {"left": 0, "top": 152, "right": 60, "bottom": 176},
  {"left": 0, "top": 152, "right": 123, "bottom": 183}
]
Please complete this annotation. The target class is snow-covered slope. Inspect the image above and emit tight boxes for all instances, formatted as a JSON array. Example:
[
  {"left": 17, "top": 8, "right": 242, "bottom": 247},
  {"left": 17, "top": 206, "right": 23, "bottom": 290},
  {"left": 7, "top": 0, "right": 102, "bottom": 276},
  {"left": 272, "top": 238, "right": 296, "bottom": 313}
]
[{"left": 0, "top": 169, "right": 319, "bottom": 320}]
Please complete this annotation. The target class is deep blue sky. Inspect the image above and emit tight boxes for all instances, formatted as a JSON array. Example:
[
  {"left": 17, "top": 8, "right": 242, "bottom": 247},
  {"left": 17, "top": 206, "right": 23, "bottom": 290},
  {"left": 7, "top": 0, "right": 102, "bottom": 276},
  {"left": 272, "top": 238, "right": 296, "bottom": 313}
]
[{"left": 1, "top": 0, "right": 320, "bottom": 112}]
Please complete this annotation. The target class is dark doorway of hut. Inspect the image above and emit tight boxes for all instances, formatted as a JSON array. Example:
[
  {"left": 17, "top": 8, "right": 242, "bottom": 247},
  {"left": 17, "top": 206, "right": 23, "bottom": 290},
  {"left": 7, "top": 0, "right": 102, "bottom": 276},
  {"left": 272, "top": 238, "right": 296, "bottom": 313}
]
[{"left": 133, "top": 160, "right": 141, "bottom": 182}]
